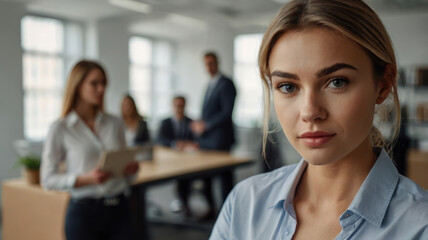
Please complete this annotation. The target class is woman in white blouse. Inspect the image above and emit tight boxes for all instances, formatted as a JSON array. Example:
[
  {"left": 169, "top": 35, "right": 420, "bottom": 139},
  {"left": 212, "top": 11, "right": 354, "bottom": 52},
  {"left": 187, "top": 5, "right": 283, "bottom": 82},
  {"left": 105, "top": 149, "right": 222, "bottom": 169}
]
[{"left": 41, "top": 60, "right": 139, "bottom": 240}]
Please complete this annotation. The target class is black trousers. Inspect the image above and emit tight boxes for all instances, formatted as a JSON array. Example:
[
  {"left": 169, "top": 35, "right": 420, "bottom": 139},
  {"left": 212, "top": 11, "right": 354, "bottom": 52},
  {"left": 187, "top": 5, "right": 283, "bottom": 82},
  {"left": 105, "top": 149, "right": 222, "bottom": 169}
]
[
  {"left": 65, "top": 194, "right": 134, "bottom": 240},
  {"left": 177, "top": 170, "right": 234, "bottom": 211}
]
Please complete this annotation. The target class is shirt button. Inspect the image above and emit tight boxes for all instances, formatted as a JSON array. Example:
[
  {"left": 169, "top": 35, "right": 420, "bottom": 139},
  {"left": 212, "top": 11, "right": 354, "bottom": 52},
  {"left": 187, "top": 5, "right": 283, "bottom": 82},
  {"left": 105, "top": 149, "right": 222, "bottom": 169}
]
[{"left": 286, "top": 231, "right": 289, "bottom": 235}]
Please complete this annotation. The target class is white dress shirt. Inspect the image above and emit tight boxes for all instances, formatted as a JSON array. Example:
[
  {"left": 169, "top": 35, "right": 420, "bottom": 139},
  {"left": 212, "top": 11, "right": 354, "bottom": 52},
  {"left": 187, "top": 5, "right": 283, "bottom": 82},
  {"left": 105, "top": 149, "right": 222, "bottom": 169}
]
[
  {"left": 41, "top": 111, "right": 129, "bottom": 199},
  {"left": 205, "top": 72, "right": 221, "bottom": 101},
  {"left": 124, "top": 127, "right": 137, "bottom": 147}
]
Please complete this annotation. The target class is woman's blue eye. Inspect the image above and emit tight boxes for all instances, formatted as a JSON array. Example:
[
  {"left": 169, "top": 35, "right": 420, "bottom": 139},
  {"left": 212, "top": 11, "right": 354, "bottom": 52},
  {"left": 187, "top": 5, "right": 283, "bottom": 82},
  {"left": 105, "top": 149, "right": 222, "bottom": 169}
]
[
  {"left": 328, "top": 78, "right": 348, "bottom": 89},
  {"left": 279, "top": 84, "right": 296, "bottom": 93}
]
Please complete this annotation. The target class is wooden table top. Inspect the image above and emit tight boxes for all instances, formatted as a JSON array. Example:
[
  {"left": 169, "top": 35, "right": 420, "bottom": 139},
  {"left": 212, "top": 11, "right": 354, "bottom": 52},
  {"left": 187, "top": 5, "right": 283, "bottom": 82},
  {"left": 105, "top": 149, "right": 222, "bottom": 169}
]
[
  {"left": 134, "top": 146, "right": 253, "bottom": 184},
  {"left": 3, "top": 147, "right": 253, "bottom": 188}
]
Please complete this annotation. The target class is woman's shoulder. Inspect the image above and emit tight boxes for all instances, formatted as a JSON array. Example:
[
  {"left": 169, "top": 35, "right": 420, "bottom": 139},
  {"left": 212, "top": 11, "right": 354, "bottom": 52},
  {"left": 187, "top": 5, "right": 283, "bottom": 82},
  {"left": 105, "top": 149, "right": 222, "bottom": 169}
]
[
  {"left": 395, "top": 175, "right": 428, "bottom": 205},
  {"left": 48, "top": 118, "right": 68, "bottom": 132},
  {"left": 389, "top": 175, "right": 428, "bottom": 225},
  {"left": 233, "top": 163, "right": 300, "bottom": 195}
]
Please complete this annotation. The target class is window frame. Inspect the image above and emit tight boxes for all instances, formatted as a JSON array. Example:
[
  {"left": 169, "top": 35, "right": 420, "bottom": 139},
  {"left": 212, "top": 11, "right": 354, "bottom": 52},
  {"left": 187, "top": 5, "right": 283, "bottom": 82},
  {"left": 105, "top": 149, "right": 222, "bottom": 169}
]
[
  {"left": 21, "top": 14, "right": 84, "bottom": 140},
  {"left": 128, "top": 35, "right": 176, "bottom": 128}
]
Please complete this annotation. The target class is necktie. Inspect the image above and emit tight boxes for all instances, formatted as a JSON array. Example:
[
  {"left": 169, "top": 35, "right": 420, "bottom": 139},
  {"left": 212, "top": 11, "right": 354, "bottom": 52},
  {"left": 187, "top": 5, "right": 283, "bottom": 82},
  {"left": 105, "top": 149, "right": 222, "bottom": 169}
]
[{"left": 177, "top": 121, "right": 185, "bottom": 139}]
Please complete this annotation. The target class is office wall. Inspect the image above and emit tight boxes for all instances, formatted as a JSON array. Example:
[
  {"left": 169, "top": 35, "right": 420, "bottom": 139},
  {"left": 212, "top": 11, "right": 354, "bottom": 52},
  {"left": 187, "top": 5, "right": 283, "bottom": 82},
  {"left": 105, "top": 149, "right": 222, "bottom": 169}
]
[
  {"left": 380, "top": 12, "right": 428, "bottom": 66},
  {"left": 97, "top": 17, "right": 130, "bottom": 116},
  {"left": 175, "top": 24, "right": 235, "bottom": 119},
  {"left": 0, "top": 3, "right": 26, "bottom": 203}
]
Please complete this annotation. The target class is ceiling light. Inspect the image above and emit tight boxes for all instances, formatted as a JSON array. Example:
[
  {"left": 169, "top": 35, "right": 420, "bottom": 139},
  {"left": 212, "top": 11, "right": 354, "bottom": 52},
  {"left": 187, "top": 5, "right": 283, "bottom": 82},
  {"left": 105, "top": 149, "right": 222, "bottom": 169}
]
[
  {"left": 271, "top": 0, "right": 289, "bottom": 3},
  {"left": 109, "top": 0, "right": 153, "bottom": 14},
  {"left": 167, "top": 13, "right": 207, "bottom": 29}
]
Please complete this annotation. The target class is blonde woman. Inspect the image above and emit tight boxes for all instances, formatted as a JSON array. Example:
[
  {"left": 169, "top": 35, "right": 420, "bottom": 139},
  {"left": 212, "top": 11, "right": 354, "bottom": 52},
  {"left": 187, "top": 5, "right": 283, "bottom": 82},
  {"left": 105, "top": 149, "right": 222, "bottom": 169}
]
[
  {"left": 210, "top": 0, "right": 428, "bottom": 239},
  {"left": 41, "top": 60, "right": 139, "bottom": 240}
]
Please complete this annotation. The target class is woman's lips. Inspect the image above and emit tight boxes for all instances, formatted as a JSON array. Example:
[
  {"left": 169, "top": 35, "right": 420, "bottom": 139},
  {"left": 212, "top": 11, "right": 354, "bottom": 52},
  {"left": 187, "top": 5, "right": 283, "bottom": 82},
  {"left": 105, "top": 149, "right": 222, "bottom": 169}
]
[{"left": 298, "top": 131, "right": 336, "bottom": 147}]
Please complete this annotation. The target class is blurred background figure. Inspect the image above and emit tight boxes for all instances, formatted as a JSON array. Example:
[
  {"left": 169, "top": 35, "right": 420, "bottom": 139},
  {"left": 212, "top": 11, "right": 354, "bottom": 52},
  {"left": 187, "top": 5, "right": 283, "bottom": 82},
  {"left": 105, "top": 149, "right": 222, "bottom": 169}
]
[
  {"left": 191, "top": 52, "right": 236, "bottom": 151},
  {"left": 121, "top": 94, "right": 150, "bottom": 147},
  {"left": 190, "top": 51, "right": 237, "bottom": 220},
  {"left": 41, "top": 60, "right": 139, "bottom": 240},
  {"left": 157, "top": 96, "right": 197, "bottom": 151},
  {"left": 157, "top": 96, "right": 197, "bottom": 217}
]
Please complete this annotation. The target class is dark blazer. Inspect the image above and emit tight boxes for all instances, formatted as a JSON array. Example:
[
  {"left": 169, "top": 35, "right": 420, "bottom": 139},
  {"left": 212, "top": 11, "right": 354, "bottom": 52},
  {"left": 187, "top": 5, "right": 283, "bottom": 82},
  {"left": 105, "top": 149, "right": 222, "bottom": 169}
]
[
  {"left": 134, "top": 120, "right": 150, "bottom": 145},
  {"left": 156, "top": 116, "right": 194, "bottom": 147},
  {"left": 199, "top": 74, "right": 237, "bottom": 151}
]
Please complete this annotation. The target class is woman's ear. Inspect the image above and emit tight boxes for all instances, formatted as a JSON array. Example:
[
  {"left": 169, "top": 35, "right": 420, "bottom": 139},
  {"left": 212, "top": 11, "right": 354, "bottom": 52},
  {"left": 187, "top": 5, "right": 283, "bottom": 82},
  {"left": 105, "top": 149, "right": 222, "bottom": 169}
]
[{"left": 376, "top": 64, "right": 395, "bottom": 104}]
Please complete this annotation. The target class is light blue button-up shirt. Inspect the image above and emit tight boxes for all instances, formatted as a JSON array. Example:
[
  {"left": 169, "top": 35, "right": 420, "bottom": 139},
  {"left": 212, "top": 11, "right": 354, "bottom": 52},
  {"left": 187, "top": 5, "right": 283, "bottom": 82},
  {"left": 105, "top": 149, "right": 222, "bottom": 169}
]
[{"left": 210, "top": 149, "right": 428, "bottom": 239}]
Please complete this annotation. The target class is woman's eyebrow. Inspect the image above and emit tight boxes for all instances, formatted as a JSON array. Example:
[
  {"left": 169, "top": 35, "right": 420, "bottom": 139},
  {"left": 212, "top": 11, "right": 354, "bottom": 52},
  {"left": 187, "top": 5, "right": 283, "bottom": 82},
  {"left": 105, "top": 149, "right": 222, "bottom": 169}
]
[
  {"left": 270, "top": 71, "right": 299, "bottom": 80},
  {"left": 316, "top": 63, "right": 358, "bottom": 78},
  {"left": 270, "top": 63, "right": 357, "bottom": 80}
]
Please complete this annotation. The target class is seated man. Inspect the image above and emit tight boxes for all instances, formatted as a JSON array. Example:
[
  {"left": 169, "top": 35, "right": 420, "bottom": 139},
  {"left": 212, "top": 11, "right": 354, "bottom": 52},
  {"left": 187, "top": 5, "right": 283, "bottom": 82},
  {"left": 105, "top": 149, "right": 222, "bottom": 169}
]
[
  {"left": 156, "top": 96, "right": 197, "bottom": 216},
  {"left": 157, "top": 96, "right": 197, "bottom": 151}
]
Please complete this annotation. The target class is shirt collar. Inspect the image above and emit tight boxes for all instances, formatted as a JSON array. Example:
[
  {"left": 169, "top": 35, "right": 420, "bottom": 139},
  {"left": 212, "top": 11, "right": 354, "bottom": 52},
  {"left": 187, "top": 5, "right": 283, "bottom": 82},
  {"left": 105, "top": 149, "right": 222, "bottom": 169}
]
[
  {"left": 268, "top": 148, "right": 399, "bottom": 228},
  {"left": 210, "top": 72, "right": 222, "bottom": 83},
  {"left": 269, "top": 159, "right": 307, "bottom": 209},
  {"left": 347, "top": 148, "right": 399, "bottom": 228},
  {"left": 172, "top": 116, "right": 183, "bottom": 123},
  {"left": 66, "top": 110, "right": 104, "bottom": 128}
]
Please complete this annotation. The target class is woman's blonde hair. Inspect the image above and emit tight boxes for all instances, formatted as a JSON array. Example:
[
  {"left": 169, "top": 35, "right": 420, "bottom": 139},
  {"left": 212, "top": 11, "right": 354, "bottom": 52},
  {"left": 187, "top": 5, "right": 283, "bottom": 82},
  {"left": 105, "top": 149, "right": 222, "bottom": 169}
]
[
  {"left": 258, "top": 0, "right": 400, "bottom": 158},
  {"left": 121, "top": 94, "right": 143, "bottom": 120},
  {"left": 61, "top": 60, "right": 107, "bottom": 117}
]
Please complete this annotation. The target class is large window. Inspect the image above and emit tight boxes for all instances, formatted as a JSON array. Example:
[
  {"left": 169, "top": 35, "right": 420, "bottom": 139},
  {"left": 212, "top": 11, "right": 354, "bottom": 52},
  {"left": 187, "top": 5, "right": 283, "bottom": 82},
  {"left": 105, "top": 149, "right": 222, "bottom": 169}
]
[
  {"left": 21, "top": 16, "right": 83, "bottom": 140},
  {"left": 129, "top": 36, "right": 174, "bottom": 124},
  {"left": 233, "top": 34, "right": 263, "bottom": 127}
]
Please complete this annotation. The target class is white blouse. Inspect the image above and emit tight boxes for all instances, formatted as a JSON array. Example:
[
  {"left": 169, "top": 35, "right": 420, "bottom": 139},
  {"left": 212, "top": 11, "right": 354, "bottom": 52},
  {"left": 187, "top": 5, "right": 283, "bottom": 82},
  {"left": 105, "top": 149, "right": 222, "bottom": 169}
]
[
  {"left": 41, "top": 111, "right": 129, "bottom": 199},
  {"left": 124, "top": 127, "right": 137, "bottom": 147}
]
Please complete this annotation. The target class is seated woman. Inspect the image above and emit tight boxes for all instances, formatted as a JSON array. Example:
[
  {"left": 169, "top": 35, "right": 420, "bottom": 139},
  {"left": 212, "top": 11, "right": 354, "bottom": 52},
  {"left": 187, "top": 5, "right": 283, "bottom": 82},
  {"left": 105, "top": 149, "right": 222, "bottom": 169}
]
[
  {"left": 121, "top": 94, "right": 150, "bottom": 147},
  {"left": 210, "top": 0, "right": 428, "bottom": 239}
]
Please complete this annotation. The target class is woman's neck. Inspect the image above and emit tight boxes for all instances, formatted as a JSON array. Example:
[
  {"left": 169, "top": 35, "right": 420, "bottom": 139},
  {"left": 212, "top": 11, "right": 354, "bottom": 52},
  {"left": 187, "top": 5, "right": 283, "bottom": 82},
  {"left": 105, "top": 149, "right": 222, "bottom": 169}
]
[
  {"left": 296, "top": 138, "right": 377, "bottom": 206},
  {"left": 123, "top": 114, "right": 140, "bottom": 128},
  {"left": 74, "top": 101, "right": 99, "bottom": 123}
]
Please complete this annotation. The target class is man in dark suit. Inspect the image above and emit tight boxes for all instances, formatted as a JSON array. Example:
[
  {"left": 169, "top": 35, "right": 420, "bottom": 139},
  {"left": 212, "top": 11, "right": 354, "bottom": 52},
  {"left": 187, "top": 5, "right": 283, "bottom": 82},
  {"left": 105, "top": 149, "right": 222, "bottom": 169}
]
[
  {"left": 156, "top": 96, "right": 197, "bottom": 216},
  {"left": 157, "top": 96, "right": 196, "bottom": 150},
  {"left": 191, "top": 51, "right": 237, "bottom": 220}
]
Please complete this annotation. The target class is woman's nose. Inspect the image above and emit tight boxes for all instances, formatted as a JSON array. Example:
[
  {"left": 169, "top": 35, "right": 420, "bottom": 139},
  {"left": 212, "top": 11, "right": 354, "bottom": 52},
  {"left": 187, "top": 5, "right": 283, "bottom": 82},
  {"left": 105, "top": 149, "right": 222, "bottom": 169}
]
[
  {"left": 300, "top": 91, "right": 328, "bottom": 123},
  {"left": 97, "top": 84, "right": 106, "bottom": 93}
]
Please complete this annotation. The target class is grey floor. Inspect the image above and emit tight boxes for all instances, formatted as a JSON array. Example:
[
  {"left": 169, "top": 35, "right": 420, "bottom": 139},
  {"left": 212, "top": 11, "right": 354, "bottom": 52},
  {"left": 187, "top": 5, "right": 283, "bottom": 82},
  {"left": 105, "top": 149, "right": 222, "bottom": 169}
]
[
  {"left": 150, "top": 223, "right": 212, "bottom": 240},
  {"left": 140, "top": 151, "right": 264, "bottom": 240},
  {"left": 144, "top": 166, "right": 258, "bottom": 240}
]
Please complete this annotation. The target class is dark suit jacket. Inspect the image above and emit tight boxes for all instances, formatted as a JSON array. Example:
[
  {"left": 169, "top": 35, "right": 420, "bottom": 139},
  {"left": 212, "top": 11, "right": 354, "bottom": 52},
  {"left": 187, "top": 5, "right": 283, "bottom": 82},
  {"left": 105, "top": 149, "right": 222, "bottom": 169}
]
[
  {"left": 199, "top": 74, "right": 237, "bottom": 151},
  {"left": 156, "top": 116, "right": 194, "bottom": 147},
  {"left": 134, "top": 120, "right": 150, "bottom": 145}
]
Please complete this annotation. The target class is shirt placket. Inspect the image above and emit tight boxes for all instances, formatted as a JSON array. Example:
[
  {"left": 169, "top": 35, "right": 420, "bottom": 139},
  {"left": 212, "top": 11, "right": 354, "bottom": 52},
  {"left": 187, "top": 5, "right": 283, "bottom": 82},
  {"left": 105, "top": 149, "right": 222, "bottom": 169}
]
[
  {"left": 80, "top": 117, "right": 104, "bottom": 151},
  {"left": 283, "top": 203, "right": 297, "bottom": 240},
  {"left": 336, "top": 210, "right": 362, "bottom": 240}
]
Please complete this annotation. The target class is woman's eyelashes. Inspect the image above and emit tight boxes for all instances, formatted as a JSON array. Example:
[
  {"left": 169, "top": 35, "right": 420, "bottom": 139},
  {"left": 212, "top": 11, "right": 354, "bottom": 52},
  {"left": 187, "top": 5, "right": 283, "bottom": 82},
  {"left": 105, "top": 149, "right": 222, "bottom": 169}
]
[
  {"left": 274, "top": 77, "right": 350, "bottom": 95},
  {"left": 326, "top": 77, "right": 349, "bottom": 90},
  {"left": 277, "top": 82, "right": 298, "bottom": 94}
]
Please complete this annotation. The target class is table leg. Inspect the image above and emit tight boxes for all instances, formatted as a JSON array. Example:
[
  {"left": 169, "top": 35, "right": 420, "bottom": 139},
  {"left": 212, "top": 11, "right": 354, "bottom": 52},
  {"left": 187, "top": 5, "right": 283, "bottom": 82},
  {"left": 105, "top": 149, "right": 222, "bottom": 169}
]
[
  {"left": 130, "top": 185, "right": 149, "bottom": 240},
  {"left": 220, "top": 170, "right": 234, "bottom": 202}
]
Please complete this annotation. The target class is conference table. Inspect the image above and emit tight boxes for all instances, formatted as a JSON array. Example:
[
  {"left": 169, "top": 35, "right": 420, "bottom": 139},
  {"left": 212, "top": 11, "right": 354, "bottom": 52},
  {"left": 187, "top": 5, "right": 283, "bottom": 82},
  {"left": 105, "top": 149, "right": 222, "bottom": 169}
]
[{"left": 2, "top": 146, "right": 253, "bottom": 240}]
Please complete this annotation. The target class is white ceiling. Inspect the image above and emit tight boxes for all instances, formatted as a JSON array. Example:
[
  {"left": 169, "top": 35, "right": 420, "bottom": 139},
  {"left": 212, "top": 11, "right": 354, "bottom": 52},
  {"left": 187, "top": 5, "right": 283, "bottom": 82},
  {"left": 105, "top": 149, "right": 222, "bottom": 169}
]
[{"left": 4, "top": 0, "right": 428, "bottom": 39}]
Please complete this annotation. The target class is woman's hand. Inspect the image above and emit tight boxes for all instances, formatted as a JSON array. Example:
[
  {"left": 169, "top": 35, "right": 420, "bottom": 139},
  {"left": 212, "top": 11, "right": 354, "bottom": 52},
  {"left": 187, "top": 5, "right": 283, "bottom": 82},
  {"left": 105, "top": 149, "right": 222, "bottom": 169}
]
[
  {"left": 123, "top": 161, "right": 140, "bottom": 176},
  {"left": 74, "top": 166, "right": 111, "bottom": 187}
]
